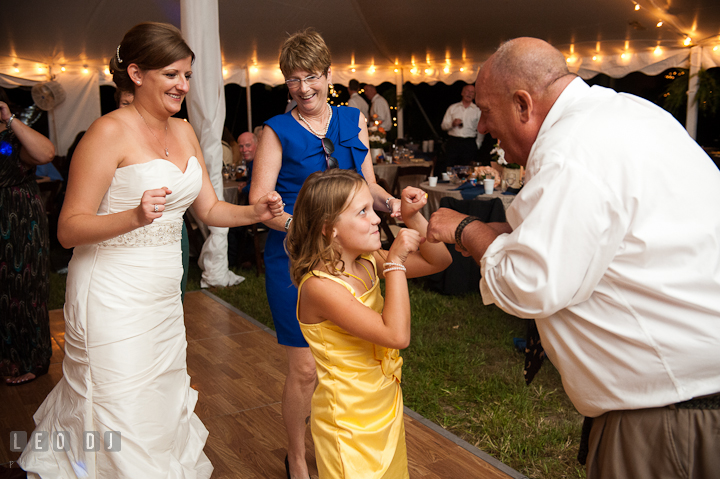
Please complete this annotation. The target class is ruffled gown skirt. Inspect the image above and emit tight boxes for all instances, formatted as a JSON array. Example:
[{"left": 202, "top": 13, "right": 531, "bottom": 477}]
[{"left": 18, "top": 239, "right": 213, "bottom": 478}]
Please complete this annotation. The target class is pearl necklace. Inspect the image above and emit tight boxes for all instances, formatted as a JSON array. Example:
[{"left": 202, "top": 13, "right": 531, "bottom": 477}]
[
  {"left": 135, "top": 107, "right": 169, "bottom": 157},
  {"left": 297, "top": 103, "right": 332, "bottom": 138}
]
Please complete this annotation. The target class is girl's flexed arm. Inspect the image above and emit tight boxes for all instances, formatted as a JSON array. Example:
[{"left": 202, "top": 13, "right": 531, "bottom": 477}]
[{"left": 393, "top": 186, "right": 453, "bottom": 278}]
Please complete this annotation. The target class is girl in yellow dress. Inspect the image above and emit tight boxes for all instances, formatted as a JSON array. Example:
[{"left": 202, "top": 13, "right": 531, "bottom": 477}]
[{"left": 286, "top": 169, "right": 452, "bottom": 478}]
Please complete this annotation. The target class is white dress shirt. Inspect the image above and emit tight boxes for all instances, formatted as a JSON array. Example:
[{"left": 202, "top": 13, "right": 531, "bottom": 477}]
[
  {"left": 369, "top": 94, "right": 392, "bottom": 131},
  {"left": 347, "top": 92, "right": 369, "bottom": 121},
  {"left": 441, "top": 101, "right": 482, "bottom": 139},
  {"left": 480, "top": 77, "right": 720, "bottom": 417}
]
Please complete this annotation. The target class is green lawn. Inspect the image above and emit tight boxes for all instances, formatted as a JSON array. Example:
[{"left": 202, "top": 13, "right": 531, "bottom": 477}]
[{"left": 50, "top": 262, "right": 585, "bottom": 479}]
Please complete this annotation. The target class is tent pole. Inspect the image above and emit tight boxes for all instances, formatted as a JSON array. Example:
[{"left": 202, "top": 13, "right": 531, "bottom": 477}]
[
  {"left": 396, "top": 69, "right": 404, "bottom": 139},
  {"left": 246, "top": 66, "right": 252, "bottom": 131},
  {"left": 685, "top": 46, "right": 701, "bottom": 140}
]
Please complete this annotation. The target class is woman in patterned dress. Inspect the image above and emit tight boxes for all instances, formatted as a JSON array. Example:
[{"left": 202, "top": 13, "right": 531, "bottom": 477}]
[{"left": 0, "top": 93, "right": 56, "bottom": 385}]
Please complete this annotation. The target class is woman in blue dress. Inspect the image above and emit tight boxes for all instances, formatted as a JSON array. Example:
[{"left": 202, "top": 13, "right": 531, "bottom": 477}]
[{"left": 249, "top": 29, "right": 400, "bottom": 479}]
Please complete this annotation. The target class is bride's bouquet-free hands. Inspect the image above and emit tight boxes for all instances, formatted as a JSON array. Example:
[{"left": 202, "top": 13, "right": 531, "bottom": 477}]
[
  {"left": 137, "top": 187, "right": 172, "bottom": 226},
  {"left": 253, "top": 191, "right": 285, "bottom": 222}
]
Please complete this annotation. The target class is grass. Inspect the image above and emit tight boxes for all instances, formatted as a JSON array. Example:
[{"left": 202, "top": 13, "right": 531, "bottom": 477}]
[{"left": 49, "top": 260, "right": 585, "bottom": 479}]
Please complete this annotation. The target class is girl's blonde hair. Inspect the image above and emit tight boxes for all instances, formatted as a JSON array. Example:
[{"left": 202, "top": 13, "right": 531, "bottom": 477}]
[{"left": 286, "top": 169, "right": 366, "bottom": 285}]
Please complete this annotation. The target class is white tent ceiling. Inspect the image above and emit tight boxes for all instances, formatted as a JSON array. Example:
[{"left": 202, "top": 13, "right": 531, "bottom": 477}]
[
  {"left": 2, "top": 0, "right": 720, "bottom": 155},
  {"left": 4, "top": 0, "right": 720, "bottom": 87}
]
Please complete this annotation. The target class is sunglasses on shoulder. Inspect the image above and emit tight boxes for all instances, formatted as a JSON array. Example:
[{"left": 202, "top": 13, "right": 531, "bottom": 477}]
[{"left": 321, "top": 138, "right": 338, "bottom": 170}]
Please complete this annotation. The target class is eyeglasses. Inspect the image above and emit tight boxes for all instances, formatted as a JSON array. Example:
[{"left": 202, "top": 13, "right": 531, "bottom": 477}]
[
  {"left": 285, "top": 74, "right": 324, "bottom": 90},
  {"left": 322, "top": 138, "right": 338, "bottom": 170}
]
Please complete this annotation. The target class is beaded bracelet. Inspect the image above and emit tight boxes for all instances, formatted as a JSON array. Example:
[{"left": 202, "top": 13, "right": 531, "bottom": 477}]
[
  {"left": 4, "top": 114, "right": 15, "bottom": 129},
  {"left": 385, "top": 197, "right": 395, "bottom": 212},
  {"left": 383, "top": 267, "right": 407, "bottom": 275},
  {"left": 383, "top": 262, "right": 407, "bottom": 275}
]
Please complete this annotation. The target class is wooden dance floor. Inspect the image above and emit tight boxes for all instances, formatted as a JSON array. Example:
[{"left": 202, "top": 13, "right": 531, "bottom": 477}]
[{"left": 1, "top": 290, "right": 523, "bottom": 479}]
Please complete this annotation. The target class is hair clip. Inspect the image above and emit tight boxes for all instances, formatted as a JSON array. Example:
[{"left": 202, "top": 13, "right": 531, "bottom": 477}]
[{"left": 116, "top": 45, "right": 123, "bottom": 64}]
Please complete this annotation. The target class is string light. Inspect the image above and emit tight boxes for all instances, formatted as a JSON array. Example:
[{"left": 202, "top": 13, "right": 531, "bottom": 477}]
[
  {"left": 104, "top": 67, "right": 110, "bottom": 75},
  {"left": 13, "top": 63, "right": 19, "bottom": 73},
  {"left": 634, "top": 3, "right": 640, "bottom": 11},
  {"left": 251, "top": 66, "right": 258, "bottom": 73},
  {"left": 654, "top": 46, "right": 662, "bottom": 55},
  {"left": 656, "top": 20, "right": 663, "bottom": 27},
  {"left": 60, "top": 66, "right": 66, "bottom": 72},
  {"left": 621, "top": 52, "right": 629, "bottom": 60},
  {"left": 223, "top": 68, "right": 228, "bottom": 76},
  {"left": 83, "top": 65, "right": 89, "bottom": 74},
  {"left": 683, "top": 36, "right": 692, "bottom": 46}
]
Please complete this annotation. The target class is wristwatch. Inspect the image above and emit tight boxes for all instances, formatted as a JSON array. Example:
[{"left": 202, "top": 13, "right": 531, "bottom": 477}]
[
  {"left": 284, "top": 216, "right": 293, "bottom": 232},
  {"left": 385, "top": 197, "right": 395, "bottom": 212},
  {"left": 455, "top": 216, "right": 481, "bottom": 251}
]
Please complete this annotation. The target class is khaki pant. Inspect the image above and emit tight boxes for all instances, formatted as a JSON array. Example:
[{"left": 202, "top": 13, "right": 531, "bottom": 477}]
[{"left": 586, "top": 405, "right": 720, "bottom": 479}]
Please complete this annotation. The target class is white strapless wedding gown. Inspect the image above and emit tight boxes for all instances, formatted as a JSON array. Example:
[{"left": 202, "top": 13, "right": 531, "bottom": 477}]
[{"left": 19, "top": 157, "right": 213, "bottom": 479}]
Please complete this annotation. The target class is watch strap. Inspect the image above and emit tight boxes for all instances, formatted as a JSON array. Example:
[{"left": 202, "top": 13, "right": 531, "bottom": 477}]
[{"left": 455, "top": 216, "right": 481, "bottom": 250}]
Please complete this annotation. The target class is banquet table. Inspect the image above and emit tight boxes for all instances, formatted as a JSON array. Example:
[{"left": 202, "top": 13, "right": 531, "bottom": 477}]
[
  {"left": 419, "top": 180, "right": 516, "bottom": 219},
  {"left": 373, "top": 159, "right": 434, "bottom": 189},
  {"left": 223, "top": 179, "right": 241, "bottom": 205}
]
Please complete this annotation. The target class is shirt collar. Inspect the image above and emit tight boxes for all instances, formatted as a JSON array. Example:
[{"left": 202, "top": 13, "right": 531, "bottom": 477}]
[
  {"left": 526, "top": 77, "right": 588, "bottom": 176},
  {"left": 536, "top": 76, "right": 588, "bottom": 140}
]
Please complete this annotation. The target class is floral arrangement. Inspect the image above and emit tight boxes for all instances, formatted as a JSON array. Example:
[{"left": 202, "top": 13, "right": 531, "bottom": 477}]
[
  {"left": 368, "top": 125, "right": 388, "bottom": 149},
  {"left": 490, "top": 141, "right": 520, "bottom": 169},
  {"left": 472, "top": 166, "right": 502, "bottom": 188}
]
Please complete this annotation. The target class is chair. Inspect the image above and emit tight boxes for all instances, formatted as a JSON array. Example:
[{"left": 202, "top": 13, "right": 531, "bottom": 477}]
[
  {"left": 249, "top": 223, "right": 268, "bottom": 275},
  {"left": 391, "top": 165, "right": 433, "bottom": 197},
  {"left": 375, "top": 175, "right": 398, "bottom": 247},
  {"left": 425, "top": 196, "right": 506, "bottom": 295}
]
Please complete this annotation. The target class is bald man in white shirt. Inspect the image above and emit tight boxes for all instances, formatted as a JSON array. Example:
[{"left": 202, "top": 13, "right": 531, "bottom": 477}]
[
  {"left": 438, "top": 84, "right": 482, "bottom": 173},
  {"left": 428, "top": 37, "right": 720, "bottom": 479},
  {"left": 365, "top": 84, "right": 392, "bottom": 131}
]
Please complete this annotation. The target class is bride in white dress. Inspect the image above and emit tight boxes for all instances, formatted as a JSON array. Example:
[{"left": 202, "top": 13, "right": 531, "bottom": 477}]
[{"left": 17, "top": 22, "right": 284, "bottom": 478}]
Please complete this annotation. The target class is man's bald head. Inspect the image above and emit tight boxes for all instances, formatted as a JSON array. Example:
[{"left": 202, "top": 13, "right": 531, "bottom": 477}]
[
  {"left": 482, "top": 37, "right": 571, "bottom": 99},
  {"left": 475, "top": 38, "right": 576, "bottom": 166},
  {"left": 237, "top": 132, "right": 258, "bottom": 161}
]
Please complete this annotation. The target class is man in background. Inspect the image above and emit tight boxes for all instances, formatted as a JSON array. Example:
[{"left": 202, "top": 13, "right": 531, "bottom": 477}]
[
  {"left": 364, "top": 84, "right": 392, "bottom": 131},
  {"left": 228, "top": 131, "right": 259, "bottom": 268},
  {"left": 438, "top": 83, "right": 482, "bottom": 173},
  {"left": 114, "top": 88, "right": 134, "bottom": 108},
  {"left": 427, "top": 37, "right": 720, "bottom": 478},
  {"left": 237, "top": 131, "right": 257, "bottom": 196},
  {"left": 347, "top": 79, "right": 369, "bottom": 120}
]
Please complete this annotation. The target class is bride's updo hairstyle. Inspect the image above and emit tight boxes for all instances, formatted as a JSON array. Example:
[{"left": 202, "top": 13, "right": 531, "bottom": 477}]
[
  {"left": 286, "top": 169, "right": 366, "bottom": 286},
  {"left": 110, "top": 22, "right": 195, "bottom": 92}
]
